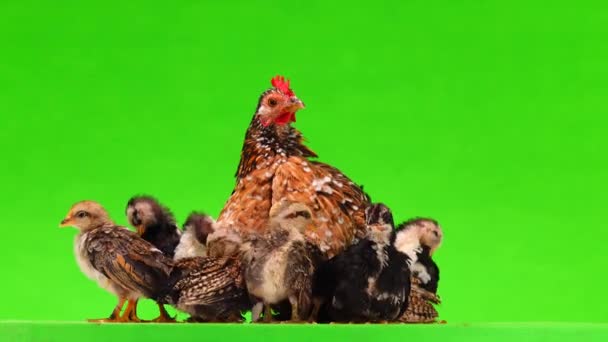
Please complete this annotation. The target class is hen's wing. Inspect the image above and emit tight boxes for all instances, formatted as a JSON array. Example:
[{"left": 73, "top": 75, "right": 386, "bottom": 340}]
[
  {"left": 86, "top": 226, "right": 173, "bottom": 299},
  {"left": 272, "top": 157, "right": 370, "bottom": 257}
]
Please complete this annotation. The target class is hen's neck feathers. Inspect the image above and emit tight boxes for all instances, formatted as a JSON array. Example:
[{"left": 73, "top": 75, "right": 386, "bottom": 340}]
[{"left": 235, "top": 116, "right": 317, "bottom": 180}]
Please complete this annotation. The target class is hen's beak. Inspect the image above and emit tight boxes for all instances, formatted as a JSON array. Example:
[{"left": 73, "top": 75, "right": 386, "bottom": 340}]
[
  {"left": 287, "top": 97, "right": 305, "bottom": 111},
  {"left": 59, "top": 217, "right": 72, "bottom": 228}
]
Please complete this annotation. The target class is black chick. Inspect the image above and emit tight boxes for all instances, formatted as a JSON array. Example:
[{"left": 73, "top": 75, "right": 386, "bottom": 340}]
[
  {"left": 316, "top": 203, "right": 421, "bottom": 323},
  {"left": 399, "top": 218, "right": 443, "bottom": 323},
  {"left": 174, "top": 212, "right": 215, "bottom": 260},
  {"left": 242, "top": 200, "right": 319, "bottom": 323},
  {"left": 158, "top": 212, "right": 250, "bottom": 322},
  {"left": 408, "top": 218, "right": 442, "bottom": 293},
  {"left": 126, "top": 196, "right": 181, "bottom": 258},
  {"left": 126, "top": 195, "right": 182, "bottom": 322}
]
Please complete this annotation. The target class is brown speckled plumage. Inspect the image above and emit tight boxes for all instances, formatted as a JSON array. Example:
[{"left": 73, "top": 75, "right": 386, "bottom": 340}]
[
  {"left": 400, "top": 277, "right": 440, "bottom": 323},
  {"left": 160, "top": 255, "right": 249, "bottom": 322},
  {"left": 83, "top": 226, "right": 174, "bottom": 298}
]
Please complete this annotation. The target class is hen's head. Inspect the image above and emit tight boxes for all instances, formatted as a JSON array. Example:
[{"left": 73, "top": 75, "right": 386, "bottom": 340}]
[{"left": 255, "top": 75, "right": 304, "bottom": 127}]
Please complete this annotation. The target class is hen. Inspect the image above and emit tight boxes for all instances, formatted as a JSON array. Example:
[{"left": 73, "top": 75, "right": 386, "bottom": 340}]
[{"left": 210, "top": 76, "right": 370, "bottom": 259}]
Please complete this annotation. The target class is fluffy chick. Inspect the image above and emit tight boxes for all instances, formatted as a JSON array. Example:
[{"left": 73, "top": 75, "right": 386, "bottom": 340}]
[
  {"left": 243, "top": 200, "right": 318, "bottom": 323},
  {"left": 316, "top": 203, "right": 420, "bottom": 323},
  {"left": 399, "top": 218, "right": 443, "bottom": 323},
  {"left": 61, "top": 201, "right": 173, "bottom": 323},
  {"left": 174, "top": 212, "right": 215, "bottom": 260},
  {"left": 126, "top": 196, "right": 181, "bottom": 258},
  {"left": 125, "top": 196, "right": 183, "bottom": 322}
]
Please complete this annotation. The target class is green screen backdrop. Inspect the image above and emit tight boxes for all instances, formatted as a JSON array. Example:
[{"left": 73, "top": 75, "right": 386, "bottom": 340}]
[{"left": 0, "top": 0, "right": 606, "bottom": 324}]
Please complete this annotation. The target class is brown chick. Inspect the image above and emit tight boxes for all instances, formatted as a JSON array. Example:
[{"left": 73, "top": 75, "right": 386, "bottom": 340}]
[
  {"left": 60, "top": 201, "right": 173, "bottom": 323},
  {"left": 158, "top": 254, "right": 250, "bottom": 322},
  {"left": 398, "top": 218, "right": 444, "bottom": 323},
  {"left": 154, "top": 213, "right": 249, "bottom": 322},
  {"left": 242, "top": 200, "right": 319, "bottom": 323}
]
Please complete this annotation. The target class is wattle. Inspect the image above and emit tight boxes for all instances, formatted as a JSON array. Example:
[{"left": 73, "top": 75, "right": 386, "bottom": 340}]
[{"left": 275, "top": 111, "right": 296, "bottom": 125}]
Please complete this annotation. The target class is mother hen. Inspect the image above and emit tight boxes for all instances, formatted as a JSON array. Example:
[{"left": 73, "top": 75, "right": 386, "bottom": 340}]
[{"left": 209, "top": 76, "right": 370, "bottom": 258}]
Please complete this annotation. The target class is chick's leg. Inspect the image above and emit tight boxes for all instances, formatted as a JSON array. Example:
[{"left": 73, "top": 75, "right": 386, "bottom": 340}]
[
  {"left": 251, "top": 302, "right": 263, "bottom": 322},
  {"left": 287, "top": 295, "right": 304, "bottom": 323},
  {"left": 309, "top": 297, "right": 322, "bottom": 323},
  {"left": 87, "top": 297, "right": 125, "bottom": 323},
  {"left": 263, "top": 304, "right": 273, "bottom": 323},
  {"left": 121, "top": 299, "right": 146, "bottom": 323},
  {"left": 151, "top": 304, "right": 176, "bottom": 323}
]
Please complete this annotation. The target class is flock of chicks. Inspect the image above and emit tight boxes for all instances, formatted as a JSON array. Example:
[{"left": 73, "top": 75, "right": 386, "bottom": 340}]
[{"left": 59, "top": 76, "right": 445, "bottom": 324}]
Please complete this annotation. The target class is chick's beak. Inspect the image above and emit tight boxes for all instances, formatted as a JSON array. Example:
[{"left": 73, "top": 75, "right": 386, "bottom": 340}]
[
  {"left": 371, "top": 223, "right": 391, "bottom": 233},
  {"left": 59, "top": 217, "right": 72, "bottom": 228}
]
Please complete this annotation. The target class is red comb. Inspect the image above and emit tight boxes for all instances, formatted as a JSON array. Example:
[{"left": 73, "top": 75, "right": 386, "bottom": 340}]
[{"left": 271, "top": 75, "right": 295, "bottom": 97}]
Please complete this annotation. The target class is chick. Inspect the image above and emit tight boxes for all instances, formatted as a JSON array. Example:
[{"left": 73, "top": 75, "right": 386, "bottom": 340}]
[
  {"left": 399, "top": 218, "right": 444, "bottom": 323},
  {"left": 126, "top": 196, "right": 181, "bottom": 258},
  {"left": 147, "top": 211, "right": 249, "bottom": 322},
  {"left": 207, "top": 221, "right": 256, "bottom": 259},
  {"left": 316, "top": 203, "right": 421, "bottom": 323},
  {"left": 158, "top": 252, "right": 250, "bottom": 322},
  {"left": 60, "top": 201, "right": 173, "bottom": 323},
  {"left": 125, "top": 196, "right": 182, "bottom": 322},
  {"left": 242, "top": 200, "right": 318, "bottom": 323},
  {"left": 174, "top": 212, "right": 215, "bottom": 260}
]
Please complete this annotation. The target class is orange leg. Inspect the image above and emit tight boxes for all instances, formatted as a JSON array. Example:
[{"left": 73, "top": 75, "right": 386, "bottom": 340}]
[
  {"left": 151, "top": 304, "right": 176, "bottom": 323},
  {"left": 88, "top": 297, "right": 125, "bottom": 323},
  {"left": 121, "top": 299, "right": 146, "bottom": 323}
]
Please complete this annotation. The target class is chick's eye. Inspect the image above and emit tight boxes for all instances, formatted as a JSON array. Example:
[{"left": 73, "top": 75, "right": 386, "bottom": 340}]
[
  {"left": 268, "top": 98, "right": 278, "bottom": 107},
  {"left": 76, "top": 211, "right": 88, "bottom": 218}
]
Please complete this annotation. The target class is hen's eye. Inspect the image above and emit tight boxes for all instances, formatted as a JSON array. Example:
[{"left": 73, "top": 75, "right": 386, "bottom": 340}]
[
  {"left": 76, "top": 211, "right": 88, "bottom": 218},
  {"left": 268, "top": 98, "right": 278, "bottom": 107}
]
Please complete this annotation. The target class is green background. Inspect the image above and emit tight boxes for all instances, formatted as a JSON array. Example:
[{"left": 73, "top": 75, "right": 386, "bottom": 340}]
[{"left": 1, "top": 0, "right": 606, "bottom": 324}]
